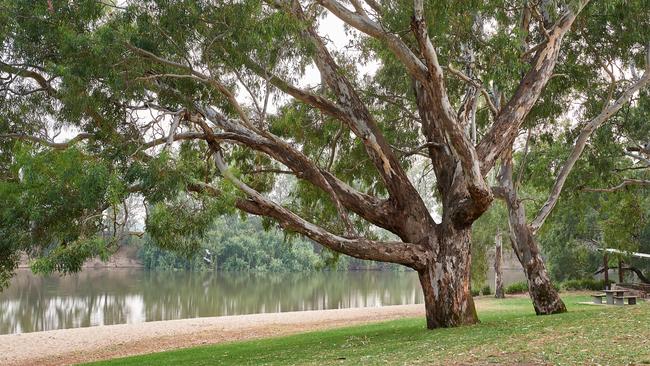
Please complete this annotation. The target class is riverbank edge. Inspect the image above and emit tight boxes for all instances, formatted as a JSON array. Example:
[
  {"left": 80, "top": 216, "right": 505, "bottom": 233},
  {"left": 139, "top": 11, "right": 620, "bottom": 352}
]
[{"left": 0, "top": 303, "right": 426, "bottom": 366}]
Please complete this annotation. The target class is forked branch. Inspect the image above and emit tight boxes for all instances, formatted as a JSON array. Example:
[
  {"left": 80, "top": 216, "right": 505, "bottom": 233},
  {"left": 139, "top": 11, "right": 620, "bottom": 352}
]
[{"left": 530, "top": 46, "right": 650, "bottom": 234}]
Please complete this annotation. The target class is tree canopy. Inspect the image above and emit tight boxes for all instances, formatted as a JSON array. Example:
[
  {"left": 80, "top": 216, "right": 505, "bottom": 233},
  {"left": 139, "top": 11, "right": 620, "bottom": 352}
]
[{"left": 1, "top": 0, "right": 649, "bottom": 327}]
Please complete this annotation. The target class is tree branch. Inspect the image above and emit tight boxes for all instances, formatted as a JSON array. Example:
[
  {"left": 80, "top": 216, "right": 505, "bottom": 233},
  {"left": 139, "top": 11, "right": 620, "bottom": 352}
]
[
  {"left": 530, "top": 55, "right": 650, "bottom": 234},
  {"left": 317, "top": 0, "right": 428, "bottom": 82},
  {"left": 199, "top": 132, "right": 430, "bottom": 269},
  {"left": 411, "top": 0, "right": 492, "bottom": 225},
  {"left": 0, "top": 62, "right": 57, "bottom": 95},
  {"left": 581, "top": 179, "right": 650, "bottom": 193},
  {"left": 0, "top": 133, "right": 93, "bottom": 149},
  {"left": 477, "top": 1, "right": 590, "bottom": 175},
  {"left": 241, "top": 57, "right": 347, "bottom": 120},
  {"left": 625, "top": 151, "right": 650, "bottom": 167},
  {"left": 283, "top": 1, "right": 426, "bottom": 213},
  {"left": 446, "top": 64, "right": 498, "bottom": 116},
  {"left": 195, "top": 105, "right": 403, "bottom": 234}
]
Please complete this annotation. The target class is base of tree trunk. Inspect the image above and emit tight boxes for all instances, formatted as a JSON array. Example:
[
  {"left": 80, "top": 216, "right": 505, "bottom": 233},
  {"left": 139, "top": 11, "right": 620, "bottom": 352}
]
[
  {"left": 418, "top": 228, "right": 479, "bottom": 329},
  {"left": 525, "top": 253, "right": 566, "bottom": 315},
  {"left": 420, "top": 270, "right": 479, "bottom": 328}
]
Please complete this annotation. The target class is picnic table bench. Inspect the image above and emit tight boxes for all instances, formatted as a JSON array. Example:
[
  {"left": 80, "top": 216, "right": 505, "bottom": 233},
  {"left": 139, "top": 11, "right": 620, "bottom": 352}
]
[
  {"left": 592, "top": 289, "right": 637, "bottom": 305},
  {"left": 614, "top": 295, "right": 637, "bottom": 305}
]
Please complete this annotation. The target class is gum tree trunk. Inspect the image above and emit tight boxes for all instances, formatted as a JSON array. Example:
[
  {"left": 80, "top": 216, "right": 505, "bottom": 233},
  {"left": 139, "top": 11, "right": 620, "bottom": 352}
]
[
  {"left": 418, "top": 226, "right": 478, "bottom": 329},
  {"left": 497, "top": 153, "right": 566, "bottom": 315},
  {"left": 603, "top": 252, "right": 610, "bottom": 290},
  {"left": 494, "top": 231, "right": 505, "bottom": 299},
  {"left": 513, "top": 231, "right": 566, "bottom": 314},
  {"left": 618, "top": 258, "right": 625, "bottom": 283}
]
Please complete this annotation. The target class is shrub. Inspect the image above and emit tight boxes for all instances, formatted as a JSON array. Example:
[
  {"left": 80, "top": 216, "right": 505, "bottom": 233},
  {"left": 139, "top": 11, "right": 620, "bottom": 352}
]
[
  {"left": 481, "top": 284, "right": 492, "bottom": 296},
  {"left": 561, "top": 278, "right": 612, "bottom": 291},
  {"left": 471, "top": 288, "right": 480, "bottom": 297},
  {"left": 505, "top": 281, "right": 529, "bottom": 294}
]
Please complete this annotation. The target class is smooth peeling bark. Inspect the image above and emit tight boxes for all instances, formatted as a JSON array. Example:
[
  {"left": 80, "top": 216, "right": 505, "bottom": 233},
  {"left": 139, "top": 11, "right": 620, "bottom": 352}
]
[
  {"left": 510, "top": 221, "right": 567, "bottom": 316},
  {"left": 418, "top": 227, "right": 478, "bottom": 329},
  {"left": 525, "top": 243, "right": 567, "bottom": 315},
  {"left": 497, "top": 156, "right": 566, "bottom": 315}
]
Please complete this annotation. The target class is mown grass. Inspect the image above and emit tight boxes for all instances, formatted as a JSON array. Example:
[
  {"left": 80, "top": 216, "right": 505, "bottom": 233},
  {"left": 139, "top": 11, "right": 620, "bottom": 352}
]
[{"left": 87, "top": 294, "right": 650, "bottom": 365}]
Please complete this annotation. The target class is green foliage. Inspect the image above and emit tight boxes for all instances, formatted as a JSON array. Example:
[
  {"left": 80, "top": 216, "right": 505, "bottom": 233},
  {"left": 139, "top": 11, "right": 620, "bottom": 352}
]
[
  {"left": 505, "top": 281, "right": 529, "bottom": 294},
  {"left": 471, "top": 201, "right": 508, "bottom": 286},
  {"left": 481, "top": 284, "right": 492, "bottom": 296},
  {"left": 140, "top": 216, "right": 322, "bottom": 272},
  {"left": 470, "top": 287, "right": 480, "bottom": 297},
  {"left": 537, "top": 182, "right": 650, "bottom": 282},
  {"left": 0, "top": 146, "right": 114, "bottom": 280},
  {"left": 146, "top": 197, "right": 224, "bottom": 256},
  {"left": 538, "top": 201, "right": 602, "bottom": 281},
  {"left": 30, "top": 236, "right": 110, "bottom": 275},
  {"left": 560, "top": 278, "right": 612, "bottom": 291},
  {"left": 139, "top": 215, "right": 405, "bottom": 273}
]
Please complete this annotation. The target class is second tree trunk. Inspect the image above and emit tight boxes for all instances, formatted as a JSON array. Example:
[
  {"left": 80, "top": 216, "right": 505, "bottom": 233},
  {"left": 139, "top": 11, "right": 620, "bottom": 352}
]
[
  {"left": 494, "top": 231, "right": 505, "bottom": 299},
  {"left": 513, "top": 230, "right": 566, "bottom": 315}
]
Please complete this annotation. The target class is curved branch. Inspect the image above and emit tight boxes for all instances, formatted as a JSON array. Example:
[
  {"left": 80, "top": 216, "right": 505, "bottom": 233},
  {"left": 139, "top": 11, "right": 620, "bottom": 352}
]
[
  {"left": 625, "top": 151, "right": 650, "bottom": 167},
  {"left": 446, "top": 64, "right": 498, "bottom": 116},
  {"left": 317, "top": 0, "right": 427, "bottom": 82},
  {"left": 142, "top": 132, "right": 207, "bottom": 149},
  {"left": 0, "top": 62, "right": 57, "bottom": 95},
  {"left": 530, "top": 67, "right": 650, "bottom": 234},
  {"left": 283, "top": 2, "right": 425, "bottom": 213},
  {"left": 195, "top": 105, "right": 404, "bottom": 234},
  {"left": 0, "top": 133, "right": 92, "bottom": 149},
  {"left": 477, "top": 1, "right": 590, "bottom": 175},
  {"left": 127, "top": 44, "right": 258, "bottom": 131},
  {"left": 242, "top": 56, "right": 347, "bottom": 120},
  {"left": 582, "top": 179, "right": 650, "bottom": 193},
  {"left": 205, "top": 138, "right": 430, "bottom": 269}
]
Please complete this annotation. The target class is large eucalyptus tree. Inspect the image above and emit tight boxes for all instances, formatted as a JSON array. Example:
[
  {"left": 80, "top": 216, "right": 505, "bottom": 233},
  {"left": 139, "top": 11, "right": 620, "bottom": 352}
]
[{"left": 1, "top": 0, "right": 645, "bottom": 328}]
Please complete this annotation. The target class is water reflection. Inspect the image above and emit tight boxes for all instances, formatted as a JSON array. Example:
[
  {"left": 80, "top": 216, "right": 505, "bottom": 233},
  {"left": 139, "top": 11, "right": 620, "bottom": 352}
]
[{"left": 0, "top": 270, "right": 424, "bottom": 334}]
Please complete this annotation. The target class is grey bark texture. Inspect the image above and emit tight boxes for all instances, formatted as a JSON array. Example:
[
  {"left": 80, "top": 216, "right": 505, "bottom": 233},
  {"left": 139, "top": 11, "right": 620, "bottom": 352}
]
[{"left": 494, "top": 231, "right": 505, "bottom": 299}]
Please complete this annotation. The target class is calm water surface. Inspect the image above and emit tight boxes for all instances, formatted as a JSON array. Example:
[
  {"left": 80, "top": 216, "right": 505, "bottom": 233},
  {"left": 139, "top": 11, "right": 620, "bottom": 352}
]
[
  {"left": 0, "top": 270, "right": 425, "bottom": 334},
  {"left": 0, "top": 268, "right": 526, "bottom": 335}
]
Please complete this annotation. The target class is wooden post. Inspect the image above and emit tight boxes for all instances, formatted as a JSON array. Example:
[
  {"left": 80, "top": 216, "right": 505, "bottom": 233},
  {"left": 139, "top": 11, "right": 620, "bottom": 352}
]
[
  {"left": 603, "top": 252, "right": 609, "bottom": 290},
  {"left": 494, "top": 230, "right": 505, "bottom": 299}
]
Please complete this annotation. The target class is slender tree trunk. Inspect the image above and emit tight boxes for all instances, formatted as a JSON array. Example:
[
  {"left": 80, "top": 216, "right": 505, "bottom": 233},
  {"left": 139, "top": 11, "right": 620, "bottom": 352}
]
[
  {"left": 494, "top": 231, "right": 505, "bottom": 299},
  {"left": 498, "top": 153, "right": 566, "bottom": 315},
  {"left": 511, "top": 229, "right": 566, "bottom": 315},
  {"left": 603, "top": 252, "right": 609, "bottom": 289},
  {"left": 418, "top": 226, "right": 478, "bottom": 329},
  {"left": 618, "top": 258, "right": 625, "bottom": 283}
]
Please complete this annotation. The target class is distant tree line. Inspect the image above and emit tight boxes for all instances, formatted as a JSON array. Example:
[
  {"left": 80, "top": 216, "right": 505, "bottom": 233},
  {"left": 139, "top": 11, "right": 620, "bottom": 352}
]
[{"left": 137, "top": 216, "right": 405, "bottom": 272}]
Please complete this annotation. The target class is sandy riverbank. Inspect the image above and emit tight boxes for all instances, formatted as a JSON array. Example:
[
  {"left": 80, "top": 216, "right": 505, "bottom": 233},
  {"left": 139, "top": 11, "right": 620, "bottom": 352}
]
[{"left": 1, "top": 304, "right": 425, "bottom": 366}]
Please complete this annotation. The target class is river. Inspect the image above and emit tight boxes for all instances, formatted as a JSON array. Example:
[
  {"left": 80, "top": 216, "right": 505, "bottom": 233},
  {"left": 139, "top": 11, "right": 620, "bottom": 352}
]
[{"left": 0, "top": 268, "right": 525, "bottom": 334}]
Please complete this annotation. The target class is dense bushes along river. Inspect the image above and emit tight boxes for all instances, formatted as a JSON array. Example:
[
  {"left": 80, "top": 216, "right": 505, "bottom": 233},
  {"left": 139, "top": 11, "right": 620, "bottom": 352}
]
[{"left": 136, "top": 216, "right": 405, "bottom": 272}]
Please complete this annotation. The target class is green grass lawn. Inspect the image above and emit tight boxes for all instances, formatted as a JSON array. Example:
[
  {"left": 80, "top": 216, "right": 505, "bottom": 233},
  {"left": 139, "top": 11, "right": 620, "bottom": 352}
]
[{"left": 87, "top": 294, "right": 650, "bottom": 365}]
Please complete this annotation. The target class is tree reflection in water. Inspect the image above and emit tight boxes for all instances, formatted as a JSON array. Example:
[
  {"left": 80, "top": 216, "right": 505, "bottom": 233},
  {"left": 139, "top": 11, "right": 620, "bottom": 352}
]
[{"left": 0, "top": 270, "right": 424, "bottom": 334}]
